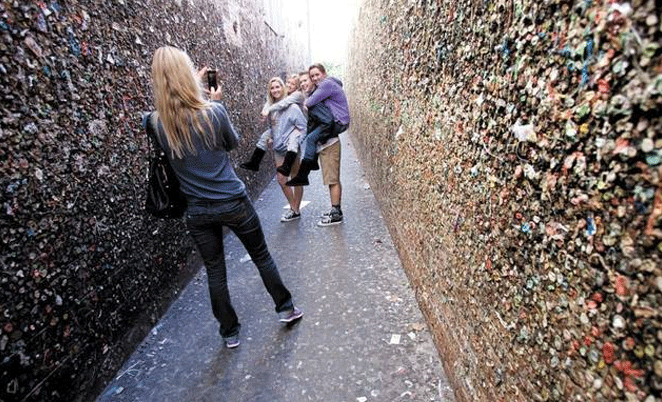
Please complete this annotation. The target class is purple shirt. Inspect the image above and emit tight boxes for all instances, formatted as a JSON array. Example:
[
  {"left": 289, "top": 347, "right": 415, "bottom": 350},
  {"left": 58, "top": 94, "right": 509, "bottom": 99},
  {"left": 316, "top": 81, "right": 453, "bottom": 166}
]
[{"left": 304, "top": 77, "right": 350, "bottom": 126}]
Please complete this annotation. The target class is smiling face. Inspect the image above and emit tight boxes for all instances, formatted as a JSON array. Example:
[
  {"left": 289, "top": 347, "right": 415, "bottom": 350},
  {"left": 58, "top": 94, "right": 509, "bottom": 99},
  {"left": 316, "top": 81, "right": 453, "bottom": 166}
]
[
  {"left": 269, "top": 79, "right": 285, "bottom": 101},
  {"left": 286, "top": 78, "right": 298, "bottom": 94},
  {"left": 299, "top": 73, "right": 311, "bottom": 93},
  {"left": 309, "top": 67, "right": 325, "bottom": 86}
]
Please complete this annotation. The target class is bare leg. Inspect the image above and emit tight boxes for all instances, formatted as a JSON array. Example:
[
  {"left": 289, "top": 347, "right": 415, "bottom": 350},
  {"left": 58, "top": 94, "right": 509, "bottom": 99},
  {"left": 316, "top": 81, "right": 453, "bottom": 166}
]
[
  {"left": 292, "top": 186, "right": 303, "bottom": 214},
  {"left": 277, "top": 173, "right": 295, "bottom": 205},
  {"left": 275, "top": 154, "right": 296, "bottom": 210},
  {"left": 288, "top": 154, "right": 303, "bottom": 213},
  {"left": 329, "top": 183, "right": 341, "bottom": 206}
]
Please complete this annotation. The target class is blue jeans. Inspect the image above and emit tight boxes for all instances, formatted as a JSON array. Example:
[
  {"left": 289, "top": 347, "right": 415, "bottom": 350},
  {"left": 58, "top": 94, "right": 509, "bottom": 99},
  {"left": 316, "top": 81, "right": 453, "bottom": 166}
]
[
  {"left": 303, "top": 103, "right": 336, "bottom": 161},
  {"left": 303, "top": 104, "right": 349, "bottom": 161},
  {"left": 185, "top": 196, "right": 293, "bottom": 338}
]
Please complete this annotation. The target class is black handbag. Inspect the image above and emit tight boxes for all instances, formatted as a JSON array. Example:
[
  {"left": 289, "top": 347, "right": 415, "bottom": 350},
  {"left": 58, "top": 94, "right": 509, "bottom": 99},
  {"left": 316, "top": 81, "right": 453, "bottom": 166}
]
[{"left": 144, "top": 113, "right": 187, "bottom": 219}]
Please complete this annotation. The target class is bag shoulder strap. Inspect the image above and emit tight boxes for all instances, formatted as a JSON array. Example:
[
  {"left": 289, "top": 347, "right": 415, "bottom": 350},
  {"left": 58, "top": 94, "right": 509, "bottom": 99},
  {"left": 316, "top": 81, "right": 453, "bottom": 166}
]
[{"left": 144, "top": 112, "right": 166, "bottom": 153}]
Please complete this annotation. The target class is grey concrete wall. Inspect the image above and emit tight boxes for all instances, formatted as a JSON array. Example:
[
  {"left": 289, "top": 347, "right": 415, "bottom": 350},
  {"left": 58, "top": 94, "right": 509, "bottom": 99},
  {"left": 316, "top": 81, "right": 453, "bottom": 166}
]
[
  {"left": 348, "top": 0, "right": 661, "bottom": 401},
  {"left": 0, "top": 0, "right": 307, "bottom": 401}
]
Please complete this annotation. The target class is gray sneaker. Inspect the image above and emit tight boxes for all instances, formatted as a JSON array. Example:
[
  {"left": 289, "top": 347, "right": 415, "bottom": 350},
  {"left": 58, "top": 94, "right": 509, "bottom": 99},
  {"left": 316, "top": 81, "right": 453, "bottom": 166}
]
[
  {"left": 278, "top": 307, "right": 303, "bottom": 323},
  {"left": 223, "top": 335, "right": 240, "bottom": 349}
]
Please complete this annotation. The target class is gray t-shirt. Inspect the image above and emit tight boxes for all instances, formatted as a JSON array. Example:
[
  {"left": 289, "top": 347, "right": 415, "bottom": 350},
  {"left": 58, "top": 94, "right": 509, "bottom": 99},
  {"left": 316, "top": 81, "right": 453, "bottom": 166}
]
[{"left": 146, "top": 101, "right": 246, "bottom": 202}]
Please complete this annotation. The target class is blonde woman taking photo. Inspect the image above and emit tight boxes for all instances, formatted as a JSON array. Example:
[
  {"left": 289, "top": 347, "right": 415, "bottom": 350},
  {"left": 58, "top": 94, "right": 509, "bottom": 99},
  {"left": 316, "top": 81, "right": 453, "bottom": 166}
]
[{"left": 145, "top": 46, "right": 302, "bottom": 349}]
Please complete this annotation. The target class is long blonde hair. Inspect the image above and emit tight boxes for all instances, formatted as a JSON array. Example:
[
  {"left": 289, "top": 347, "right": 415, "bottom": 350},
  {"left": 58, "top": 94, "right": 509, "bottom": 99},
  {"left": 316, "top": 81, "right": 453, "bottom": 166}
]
[
  {"left": 151, "top": 46, "right": 215, "bottom": 158},
  {"left": 266, "top": 77, "right": 286, "bottom": 104}
]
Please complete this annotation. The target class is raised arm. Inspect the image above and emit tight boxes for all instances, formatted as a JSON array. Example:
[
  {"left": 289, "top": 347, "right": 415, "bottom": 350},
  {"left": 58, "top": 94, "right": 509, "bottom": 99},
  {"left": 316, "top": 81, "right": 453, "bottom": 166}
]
[
  {"left": 304, "top": 80, "right": 334, "bottom": 108},
  {"left": 264, "top": 91, "right": 304, "bottom": 115}
]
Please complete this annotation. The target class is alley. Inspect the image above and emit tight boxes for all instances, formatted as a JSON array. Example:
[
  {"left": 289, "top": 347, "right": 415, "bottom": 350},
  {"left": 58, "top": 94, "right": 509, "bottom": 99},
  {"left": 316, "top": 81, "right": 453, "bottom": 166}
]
[{"left": 96, "top": 135, "right": 455, "bottom": 402}]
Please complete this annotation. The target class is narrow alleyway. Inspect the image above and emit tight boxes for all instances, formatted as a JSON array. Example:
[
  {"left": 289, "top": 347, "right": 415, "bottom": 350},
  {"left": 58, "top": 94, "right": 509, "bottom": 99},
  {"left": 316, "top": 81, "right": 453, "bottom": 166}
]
[{"left": 96, "top": 135, "right": 454, "bottom": 402}]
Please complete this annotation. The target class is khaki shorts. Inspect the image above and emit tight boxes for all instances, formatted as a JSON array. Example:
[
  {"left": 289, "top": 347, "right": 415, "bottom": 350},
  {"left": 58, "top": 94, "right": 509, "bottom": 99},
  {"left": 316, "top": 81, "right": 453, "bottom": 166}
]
[
  {"left": 274, "top": 152, "right": 301, "bottom": 177},
  {"left": 319, "top": 141, "right": 341, "bottom": 185}
]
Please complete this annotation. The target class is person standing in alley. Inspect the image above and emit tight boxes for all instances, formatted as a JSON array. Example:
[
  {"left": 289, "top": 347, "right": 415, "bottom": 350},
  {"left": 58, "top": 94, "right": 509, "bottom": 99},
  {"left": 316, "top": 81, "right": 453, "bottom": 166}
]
[
  {"left": 240, "top": 74, "right": 306, "bottom": 175},
  {"left": 287, "top": 63, "right": 350, "bottom": 226},
  {"left": 146, "top": 46, "right": 302, "bottom": 349},
  {"left": 240, "top": 76, "right": 307, "bottom": 222}
]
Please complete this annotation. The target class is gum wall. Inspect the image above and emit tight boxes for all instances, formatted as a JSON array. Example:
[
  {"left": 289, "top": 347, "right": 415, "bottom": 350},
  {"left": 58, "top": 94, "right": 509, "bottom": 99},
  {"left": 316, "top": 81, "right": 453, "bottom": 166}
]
[
  {"left": 347, "top": 0, "right": 662, "bottom": 401},
  {"left": 0, "top": 0, "right": 306, "bottom": 400}
]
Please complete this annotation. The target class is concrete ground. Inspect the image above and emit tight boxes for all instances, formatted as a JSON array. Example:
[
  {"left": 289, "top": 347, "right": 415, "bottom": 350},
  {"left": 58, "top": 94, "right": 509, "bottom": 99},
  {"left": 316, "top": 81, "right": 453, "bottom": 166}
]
[{"left": 96, "top": 135, "right": 455, "bottom": 402}]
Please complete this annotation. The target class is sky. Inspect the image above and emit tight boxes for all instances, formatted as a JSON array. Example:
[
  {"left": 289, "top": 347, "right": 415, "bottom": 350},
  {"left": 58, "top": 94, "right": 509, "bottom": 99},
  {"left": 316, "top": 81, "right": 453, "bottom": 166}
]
[
  {"left": 278, "top": 0, "right": 358, "bottom": 66},
  {"left": 308, "top": 0, "right": 356, "bottom": 64}
]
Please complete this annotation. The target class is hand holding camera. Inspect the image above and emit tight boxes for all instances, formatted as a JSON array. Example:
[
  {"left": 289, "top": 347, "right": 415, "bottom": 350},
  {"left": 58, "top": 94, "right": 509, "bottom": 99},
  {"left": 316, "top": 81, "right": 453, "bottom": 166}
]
[
  {"left": 196, "top": 66, "right": 222, "bottom": 101},
  {"left": 207, "top": 69, "right": 222, "bottom": 100},
  {"left": 207, "top": 69, "right": 217, "bottom": 91}
]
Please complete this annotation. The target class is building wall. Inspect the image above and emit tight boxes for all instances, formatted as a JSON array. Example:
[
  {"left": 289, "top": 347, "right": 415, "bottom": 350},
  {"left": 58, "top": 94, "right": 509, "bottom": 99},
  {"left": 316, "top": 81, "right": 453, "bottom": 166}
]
[
  {"left": 348, "top": 0, "right": 661, "bottom": 400},
  {"left": 0, "top": 0, "right": 307, "bottom": 401}
]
